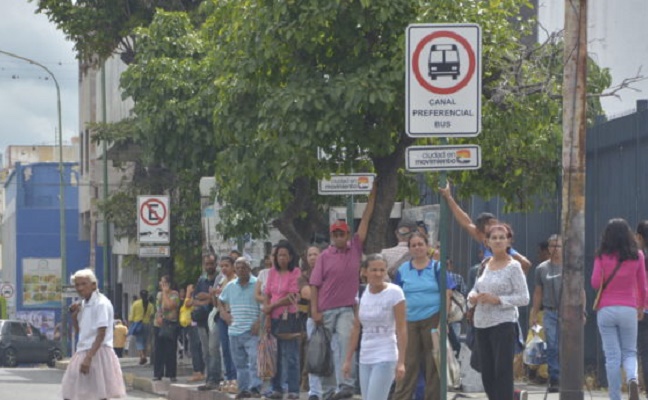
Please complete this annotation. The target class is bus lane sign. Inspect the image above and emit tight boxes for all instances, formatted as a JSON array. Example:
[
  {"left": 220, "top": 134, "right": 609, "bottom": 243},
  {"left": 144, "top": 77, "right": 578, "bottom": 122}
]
[{"left": 406, "top": 24, "right": 481, "bottom": 137}]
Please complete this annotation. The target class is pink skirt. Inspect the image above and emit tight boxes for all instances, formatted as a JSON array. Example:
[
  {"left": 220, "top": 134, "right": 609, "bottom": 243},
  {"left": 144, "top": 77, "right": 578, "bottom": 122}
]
[{"left": 61, "top": 346, "right": 126, "bottom": 400}]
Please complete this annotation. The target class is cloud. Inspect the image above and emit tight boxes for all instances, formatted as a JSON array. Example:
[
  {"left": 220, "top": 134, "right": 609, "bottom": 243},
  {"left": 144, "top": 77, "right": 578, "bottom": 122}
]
[{"left": 0, "top": 0, "right": 78, "bottom": 161}]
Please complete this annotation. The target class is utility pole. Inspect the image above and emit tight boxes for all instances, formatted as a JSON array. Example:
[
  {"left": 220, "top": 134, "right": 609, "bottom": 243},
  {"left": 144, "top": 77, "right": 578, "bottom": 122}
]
[{"left": 560, "top": 1, "right": 587, "bottom": 399}]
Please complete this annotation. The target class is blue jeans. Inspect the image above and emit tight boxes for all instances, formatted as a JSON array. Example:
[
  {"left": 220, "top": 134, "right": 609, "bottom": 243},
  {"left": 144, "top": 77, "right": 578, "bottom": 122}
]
[
  {"left": 188, "top": 325, "right": 204, "bottom": 373},
  {"left": 597, "top": 306, "right": 638, "bottom": 400},
  {"left": 270, "top": 318, "right": 300, "bottom": 394},
  {"left": 543, "top": 310, "right": 560, "bottom": 382},
  {"left": 229, "top": 331, "right": 262, "bottom": 392},
  {"left": 217, "top": 316, "right": 237, "bottom": 380},
  {"left": 359, "top": 361, "right": 396, "bottom": 400},
  {"left": 322, "top": 307, "right": 355, "bottom": 393}
]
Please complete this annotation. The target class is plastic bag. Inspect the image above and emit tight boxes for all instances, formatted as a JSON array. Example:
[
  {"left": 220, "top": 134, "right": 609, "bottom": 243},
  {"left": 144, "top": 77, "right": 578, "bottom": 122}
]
[
  {"left": 523, "top": 324, "right": 547, "bottom": 366},
  {"left": 431, "top": 329, "right": 461, "bottom": 390},
  {"left": 257, "top": 330, "right": 278, "bottom": 379},
  {"left": 306, "top": 325, "right": 334, "bottom": 376}
]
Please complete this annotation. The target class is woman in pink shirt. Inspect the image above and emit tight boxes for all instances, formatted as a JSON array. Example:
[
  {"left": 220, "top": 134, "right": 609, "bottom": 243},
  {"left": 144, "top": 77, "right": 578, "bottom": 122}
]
[
  {"left": 264, "top": 241, "right": 302, "bottom": 399},
  {"left": 635, "top": 220, "right": 648, "bottom": 400},
  {"left": 591, "top": 218, "right": 646, "bottom": 400}
]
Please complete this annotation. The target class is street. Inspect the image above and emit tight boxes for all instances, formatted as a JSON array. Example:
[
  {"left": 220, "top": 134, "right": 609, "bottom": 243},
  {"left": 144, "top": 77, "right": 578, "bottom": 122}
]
[{"left": 0, "top": 367, "right": 164, "bottom": 400}]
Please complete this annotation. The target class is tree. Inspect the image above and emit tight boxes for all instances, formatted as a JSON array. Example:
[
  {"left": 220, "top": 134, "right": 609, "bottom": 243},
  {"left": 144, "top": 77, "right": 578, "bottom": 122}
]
[{"left": 201, "top": 0, "right": 609, "bottom": 253}]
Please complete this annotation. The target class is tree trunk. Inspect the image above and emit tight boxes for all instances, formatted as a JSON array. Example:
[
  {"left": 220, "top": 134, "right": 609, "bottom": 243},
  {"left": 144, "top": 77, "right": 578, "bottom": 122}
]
[
  {"left": 560, "top": 1, "right": 587, "bottom": 399},
  {"left": 365, "top": 133, "right": 414, "bottom": 254}
]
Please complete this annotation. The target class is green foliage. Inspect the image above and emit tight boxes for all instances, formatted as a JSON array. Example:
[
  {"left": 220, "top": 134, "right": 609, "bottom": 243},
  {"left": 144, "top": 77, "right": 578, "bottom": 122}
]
[
  {"left": 33, "top": 0, "right": 204, "bottom": 63},
  {"left": 54, "top": 0, "right": 612, "bottom": 251}
]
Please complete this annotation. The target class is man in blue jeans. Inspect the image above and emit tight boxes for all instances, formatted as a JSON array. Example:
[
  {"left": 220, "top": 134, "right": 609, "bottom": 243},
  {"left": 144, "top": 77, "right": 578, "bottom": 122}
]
[
  {"left": 310, "top": 183, "right": 376, "bottom": 400},
  {"left": 219, "top": 257, "right": 263, "bottom": 399},
  {"left": 530, "top": 234, "right": 585, "bottom": 393}
]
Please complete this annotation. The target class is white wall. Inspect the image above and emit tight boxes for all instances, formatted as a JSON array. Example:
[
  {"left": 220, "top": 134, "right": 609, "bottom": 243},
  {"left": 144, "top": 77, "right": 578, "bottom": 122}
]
[{"left": 538, "top": 1, "right": 648, "bottom": 118}]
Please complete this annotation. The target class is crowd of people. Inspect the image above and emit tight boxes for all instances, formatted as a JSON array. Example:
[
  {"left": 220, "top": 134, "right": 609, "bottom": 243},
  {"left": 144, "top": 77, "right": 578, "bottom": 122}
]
[{"left": 60, "top": 181, "right": 648, "bottom": 400}]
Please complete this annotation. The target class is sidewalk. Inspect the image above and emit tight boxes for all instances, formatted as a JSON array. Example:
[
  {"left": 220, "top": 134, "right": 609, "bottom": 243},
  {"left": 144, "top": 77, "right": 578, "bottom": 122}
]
[{"left": 56, "top": 356, "right": 612, "bottom": 400}]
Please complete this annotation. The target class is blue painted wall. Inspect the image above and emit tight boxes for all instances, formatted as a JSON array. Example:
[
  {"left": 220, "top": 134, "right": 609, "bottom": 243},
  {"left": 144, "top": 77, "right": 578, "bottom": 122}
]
[{"left": 7, "top": 162, "right": 105, "bottom": 325}]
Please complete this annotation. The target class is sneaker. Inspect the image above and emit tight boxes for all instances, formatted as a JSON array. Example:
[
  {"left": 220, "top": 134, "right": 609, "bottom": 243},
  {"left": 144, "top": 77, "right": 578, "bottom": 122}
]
[
  {"left": 308, "top": 396, "right": 320, "bottom": 400},
  {"left": 548, "top": 379, "right": 559, "bottom": 393},
  {"left": 329, "top": 388, "right": 354, "bottom": 400},
  {"left": 235, "top": 391, "right": 252, "bottom": 399},
  {"left": 197, "top": 382, "right": 219, "bottom": 391},
  {"left": 629, "top": 379, "right": 639, "bottom": 400},
  {"left": 139, "top": 356, "right": 147, "bottom": 365},
  {"left": 188, "top": 372, "right": 205, "bottom": 382}
]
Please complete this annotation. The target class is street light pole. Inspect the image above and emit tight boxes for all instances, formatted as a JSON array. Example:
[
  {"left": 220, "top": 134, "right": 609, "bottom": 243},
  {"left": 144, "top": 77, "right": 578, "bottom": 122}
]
[{"left": 0, "top": 49, "right": 68, "bottom": 357}]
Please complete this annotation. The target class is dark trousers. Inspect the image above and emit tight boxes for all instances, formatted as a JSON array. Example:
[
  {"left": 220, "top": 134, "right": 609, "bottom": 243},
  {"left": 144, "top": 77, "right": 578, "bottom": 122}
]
[
  {"left": 114, "top": 347, "right": 123, "bottom": 358},
  {"left": 153, "top": 326, "right": 178, "bottom": 379},
  {"left": 638, "top": 316, "right": 648, "bottom": 394},
  {"left": 476, "top": 322, "right": 516, "bottom": 400}
]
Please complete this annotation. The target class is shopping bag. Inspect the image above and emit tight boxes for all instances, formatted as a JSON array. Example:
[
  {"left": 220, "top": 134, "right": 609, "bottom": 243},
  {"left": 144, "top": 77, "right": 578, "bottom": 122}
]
[
  {"left": 523, "top": 324, "right": 547, "bottom": 366},
  {"left": 257, "top": 330, "right": 278, "bottom": 379},
  {"left": 431, "top": 329, "right": 461, "bottom": 390},
  {"left": 306, "top": 325, "right": 334, "bottom": 376}
]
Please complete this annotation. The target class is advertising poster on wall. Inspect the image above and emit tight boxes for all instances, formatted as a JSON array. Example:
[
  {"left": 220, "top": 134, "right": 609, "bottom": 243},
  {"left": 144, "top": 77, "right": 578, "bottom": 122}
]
[
  {"left": 16, "top": 310, "right": 56, "bottom": 339},
  {"left": 22, "top": 258, "right": 62, "bottom": 308}
]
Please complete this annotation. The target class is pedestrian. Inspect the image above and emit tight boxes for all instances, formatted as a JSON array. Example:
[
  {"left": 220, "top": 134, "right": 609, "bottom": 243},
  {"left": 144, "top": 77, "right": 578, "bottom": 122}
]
[
  {"left": 219, "top": 257, "right": 263, "bottom": 399},
  {"left": 636, "top": 220, "right": 648, "bottom": 400},
  {"left": 438, "top": 182, "right": 531, "bottom": 273},
  {"left": 468, "top": 224, "right": 529, "bottom": 400},
  {"left": 391, "top": 232, "right": 454, "bottom": 400},
  {"left": 193, "top": 255, "right": 223, "bottom": 391},
  {"left": 381, "top": 219, "right": 417, "bottom": 279},
  {"left": 61, "top": 268, "right": 126, "bottom": 400},
  {"left": 264, "top": 241, "right": 303, "bottom": 399},
  {"left": 591, "top": 218, "right": 646, "bottom": 400},
  {"left": 299, "top": 245, "right": 326, "bottom": 400},
  {"left": 310, "top": 182, "right": 376, "bottom": 400},
  {"left": 342, "top": 254, "right": 407, "bottom": 400},
  {"left": 529, "top": 234, "right": 571, "bottom": 392},
  {"left": 182, "top": 284, "right": 205, "bottom": 383},
  {"left": 129, "top": 289, "right": 154, "bottom": 365},
  {"left": 214, "top": 256, "right": 238, "bottom": 392},
  {"left": 112, "top": 318, "right": 128, "bottom": 358},
  {"left": 153, "top": 275, "right": 181, "bottom": 382}
]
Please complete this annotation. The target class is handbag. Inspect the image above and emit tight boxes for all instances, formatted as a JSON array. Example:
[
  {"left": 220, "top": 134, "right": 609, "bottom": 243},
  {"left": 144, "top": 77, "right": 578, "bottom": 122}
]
[
  {"left": 179, "top": 304, "right": 193, "bottom": 328},
  {"left": 592, "top": 260, "right": 622, "bottom": 311},
  {"left": 257, "top": 326, "right": 278, "bottom": 379},
  {"left": 448, "top": 290, "right": 467, "bottom": 323},
  {"left": 128, "top": 321, "right": 143, "bottom": 335},
  {"left": 306, "top": 325, "right": 334, "bottom": 376},
  {"left": 273, "top": 310, "right": 303, "bottom": 340},
  {"left": 158, "top": 319, "right": 179, "bottom": 340}
]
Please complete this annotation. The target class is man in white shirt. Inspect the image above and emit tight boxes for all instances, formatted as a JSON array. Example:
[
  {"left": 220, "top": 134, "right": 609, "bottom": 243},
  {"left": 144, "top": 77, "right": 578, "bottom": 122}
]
[{"left": 382, "top": 219, "right": 418, "bottom": 279}]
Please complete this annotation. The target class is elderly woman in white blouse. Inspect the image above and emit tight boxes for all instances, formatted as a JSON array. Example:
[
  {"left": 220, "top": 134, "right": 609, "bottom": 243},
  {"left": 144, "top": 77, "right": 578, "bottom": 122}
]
[{"left": 468, "top": 223, "right": 529, "bottom": 400}]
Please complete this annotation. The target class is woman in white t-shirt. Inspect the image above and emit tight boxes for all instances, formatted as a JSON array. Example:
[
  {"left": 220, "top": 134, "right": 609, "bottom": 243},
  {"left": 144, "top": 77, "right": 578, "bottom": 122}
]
[{"left": 342, "top": 254, "right": 407, "bottom": 400}]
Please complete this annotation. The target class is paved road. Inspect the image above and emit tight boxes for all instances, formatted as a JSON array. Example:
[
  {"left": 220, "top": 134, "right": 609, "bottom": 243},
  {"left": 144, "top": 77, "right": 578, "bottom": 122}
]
[{"left": 0, "top": 367, "right": 165, "bottom": 400}]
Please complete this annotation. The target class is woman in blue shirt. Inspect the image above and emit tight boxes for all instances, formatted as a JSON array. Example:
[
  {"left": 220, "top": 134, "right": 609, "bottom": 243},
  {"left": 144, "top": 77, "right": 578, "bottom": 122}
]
[{"left": 392, "top": 232, "right": 453, "bottom": 400}]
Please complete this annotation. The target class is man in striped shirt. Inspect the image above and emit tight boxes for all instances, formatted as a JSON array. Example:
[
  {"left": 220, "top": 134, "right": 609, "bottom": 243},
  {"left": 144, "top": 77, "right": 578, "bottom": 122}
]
[{"left": 219, "top": 257, "right": 262, "bottom": 398}]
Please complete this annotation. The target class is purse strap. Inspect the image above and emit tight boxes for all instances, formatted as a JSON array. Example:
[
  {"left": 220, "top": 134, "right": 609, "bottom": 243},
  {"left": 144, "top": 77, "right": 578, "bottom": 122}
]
[{"left": 599, "top": 260, "right": 623, "bottom": 294}]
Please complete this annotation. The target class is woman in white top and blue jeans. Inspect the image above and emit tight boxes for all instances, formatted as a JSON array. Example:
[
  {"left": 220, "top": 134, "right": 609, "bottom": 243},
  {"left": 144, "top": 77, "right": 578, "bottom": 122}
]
[
  {"left": 342, "top": 254, "right": 407, "bottom": 400},
  {"left": 468, "top": 224, "right": 529, "bottom": 400}
]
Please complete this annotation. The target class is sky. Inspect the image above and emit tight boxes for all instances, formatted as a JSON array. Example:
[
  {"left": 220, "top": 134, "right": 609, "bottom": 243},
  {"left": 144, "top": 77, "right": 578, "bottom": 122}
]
[{"left": 0, "top": 0, "right": 78, "bottom": 163}]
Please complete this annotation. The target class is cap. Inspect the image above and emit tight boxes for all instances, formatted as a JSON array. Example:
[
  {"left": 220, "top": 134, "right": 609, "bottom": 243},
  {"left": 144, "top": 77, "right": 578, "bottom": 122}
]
[
  {"left": 396, "top": 219, "right": 417, "bottom": 236},
  {"left": 330, "top": 220, "right": 350, "bottom": 233}
]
